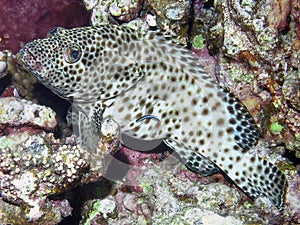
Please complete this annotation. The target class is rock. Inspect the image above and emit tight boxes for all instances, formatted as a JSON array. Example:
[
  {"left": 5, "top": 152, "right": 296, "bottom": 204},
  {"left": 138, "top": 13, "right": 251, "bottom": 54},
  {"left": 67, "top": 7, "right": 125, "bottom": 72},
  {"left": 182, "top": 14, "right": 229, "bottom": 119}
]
[
  {"left": 0, "top": 99, "right": 120, "bottom": 223},
  {"left": 0, "top": 97, "right": 57, "bottom": 132}
]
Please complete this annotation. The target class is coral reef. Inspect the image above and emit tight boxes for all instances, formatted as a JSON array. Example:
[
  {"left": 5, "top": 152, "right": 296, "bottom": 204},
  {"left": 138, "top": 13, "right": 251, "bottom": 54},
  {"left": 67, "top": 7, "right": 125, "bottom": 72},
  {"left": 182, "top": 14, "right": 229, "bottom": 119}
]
[
  {"left": 0, "top": 97, "right": 120, "bottom": 224},
  {"left": 147, "top": 0, "right": 191, "bottom": 41},
  {"left": 0, "top": 51, "right": 38, "bottom": 101},
  {"left": 0, "top": 97, "right": 57, "bottom": 133},
  {"left": 85, "top": 0, "right": 192, "bottom": 42},
  {"left": 0, "top": 131, "right": 87, "bottom": 222},
  {"left": 80, "top": 154, "right": 293, "bottom": 224},
  {"left": 0, "top": 197, "right": 72, "bottom": 225},
  {"left": 0, "top": 0, "right": 299, "bottom": 224},
  {"left": 0, "top": 51, "right": 8, "bottom": 79},
  {"left": 80, "top": 197, "right": 117, "bottom": 224},
  {"left": 192, "top": 0, "right": 300, "bottom": 158},
  {"left": 85, "top": 0, "right": 144, "bottom": 25}
]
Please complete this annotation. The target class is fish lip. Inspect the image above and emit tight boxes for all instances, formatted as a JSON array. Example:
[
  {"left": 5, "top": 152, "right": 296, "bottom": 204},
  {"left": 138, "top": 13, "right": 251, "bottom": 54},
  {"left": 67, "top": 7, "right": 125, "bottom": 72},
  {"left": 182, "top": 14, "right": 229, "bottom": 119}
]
[{"left": 20, "top": 46, "right": 44, "bottom": 76}]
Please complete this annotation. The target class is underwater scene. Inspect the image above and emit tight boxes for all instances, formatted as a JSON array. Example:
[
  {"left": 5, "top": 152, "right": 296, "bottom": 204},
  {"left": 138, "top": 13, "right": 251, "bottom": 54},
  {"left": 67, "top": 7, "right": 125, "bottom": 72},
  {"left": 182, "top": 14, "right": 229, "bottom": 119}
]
[{"left": 0, "top": 0, "right": 300, "bottom": 224}]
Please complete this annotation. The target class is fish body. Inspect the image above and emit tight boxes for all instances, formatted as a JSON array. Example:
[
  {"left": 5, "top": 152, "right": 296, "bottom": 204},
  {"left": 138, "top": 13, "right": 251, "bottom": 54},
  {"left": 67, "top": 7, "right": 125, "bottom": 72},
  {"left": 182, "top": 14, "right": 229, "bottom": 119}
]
[{"left": 20, "top": 24, "right": 286, "bottom": 209}]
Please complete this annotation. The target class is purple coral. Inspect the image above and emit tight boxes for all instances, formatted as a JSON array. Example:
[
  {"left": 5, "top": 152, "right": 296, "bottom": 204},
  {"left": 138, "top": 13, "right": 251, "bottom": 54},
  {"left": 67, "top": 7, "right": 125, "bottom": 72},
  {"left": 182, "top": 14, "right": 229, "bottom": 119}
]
[{"left": 0, "top": 0, "right": 90, "bottom": 53}]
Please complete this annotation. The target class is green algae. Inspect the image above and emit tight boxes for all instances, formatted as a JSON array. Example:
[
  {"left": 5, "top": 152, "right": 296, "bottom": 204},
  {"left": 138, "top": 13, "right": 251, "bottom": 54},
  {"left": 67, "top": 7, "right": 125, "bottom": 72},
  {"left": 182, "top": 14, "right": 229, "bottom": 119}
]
[
  {"left": 192, "top": 35, "right": 205, "bottom": 49},
  {"left": 270, "top": 122, "right": 283, "bottom": 135}
]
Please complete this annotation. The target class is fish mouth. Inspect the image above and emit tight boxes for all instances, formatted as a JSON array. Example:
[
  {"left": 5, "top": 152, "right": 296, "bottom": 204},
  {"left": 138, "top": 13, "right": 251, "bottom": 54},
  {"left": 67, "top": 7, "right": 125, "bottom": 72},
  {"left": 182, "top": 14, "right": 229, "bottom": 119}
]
[{"left": 20, "top": 47, "right": 44, "bottom": 76}]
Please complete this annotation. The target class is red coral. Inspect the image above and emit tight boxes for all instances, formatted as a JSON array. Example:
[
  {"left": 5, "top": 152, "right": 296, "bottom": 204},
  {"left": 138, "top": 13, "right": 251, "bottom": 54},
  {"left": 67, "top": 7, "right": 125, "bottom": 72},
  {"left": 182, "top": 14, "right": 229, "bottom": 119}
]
[{"left": 0, "top": 0, "right": 90, "bottom": 53}]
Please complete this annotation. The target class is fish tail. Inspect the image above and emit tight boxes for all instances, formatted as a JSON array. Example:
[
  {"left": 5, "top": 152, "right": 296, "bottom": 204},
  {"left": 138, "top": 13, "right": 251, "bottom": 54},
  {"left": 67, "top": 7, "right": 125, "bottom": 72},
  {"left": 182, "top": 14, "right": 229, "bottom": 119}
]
[{"left": 221, "top": 150, "right": 286, "bottom": 210}]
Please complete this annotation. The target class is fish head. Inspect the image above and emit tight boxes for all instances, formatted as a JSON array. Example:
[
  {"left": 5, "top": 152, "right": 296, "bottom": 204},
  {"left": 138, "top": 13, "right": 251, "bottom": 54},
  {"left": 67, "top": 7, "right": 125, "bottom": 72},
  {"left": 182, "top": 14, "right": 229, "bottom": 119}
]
[
  {"left": 19, "top": 26, "right": 114, "bottom": 102},
  {"left": 20, "top": 25, "right": 146, "bottom": 103}
]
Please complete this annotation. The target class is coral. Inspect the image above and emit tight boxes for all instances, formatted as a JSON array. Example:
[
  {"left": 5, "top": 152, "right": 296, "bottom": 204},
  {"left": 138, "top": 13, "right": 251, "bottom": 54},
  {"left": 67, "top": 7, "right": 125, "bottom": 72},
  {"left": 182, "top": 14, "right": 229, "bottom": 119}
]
[
  {"left": 0, "top": 52, "right": 39, "bottom": 102},
  {"left": 86, "top": 0, "right": 192, "bottom": 43},
  {"left": 282, "top": 71, "right": 300, "bottom": 111},
  {"left": 8, "top": 54, "right": 72, "bottom": 139},
  {"left": 0, "top": 97, "right": 57, "bottom": 133},
  {"left": 0, "top": 0, "right": 90, "bottom": 53},
  {"left": 0, "top": 131, "right": 86, "bottom": 220},
  {"left": 0, "top": 197, "right": 73, "bottom": 225},
  {"left": 82, "top": 0, "right": 99, "bottom": 11},
  {"left": 109, "top": 0, "right": 143, "bottom": 21},
  {"left": 281, "top": 166, "right": 300, "bottom": 224},
  {"left": 11, "top": 66, "right": 38, "bottom": 102},
  {"left": 0, "top": 97, "right": 120, "bottom": 223},
  {"left": 123, "top": 18, "right": 150, "bottom": 33},
  {"left": 201, "top": 0, "right": 300, "bottom": 158},
  {"left": 80, "top": 154, "right": 292, "bottom": 224},
  {"left": 0, "top": 51, "right": 8, "bottom": 79},
  {"left": 89, "top": 2, "right": 111, "bottom": 26},
  {"left": 205, "top": 0, "right": 299, "bottom": 75},
  {"left": 80, "top": 198, "right": 117, "bottom": 225},
  {"left": 147, "top": 0, "right": 191, "bottom": 42},
  {"left": 84, "top": 0, "right": 144, "bottom": 25}
]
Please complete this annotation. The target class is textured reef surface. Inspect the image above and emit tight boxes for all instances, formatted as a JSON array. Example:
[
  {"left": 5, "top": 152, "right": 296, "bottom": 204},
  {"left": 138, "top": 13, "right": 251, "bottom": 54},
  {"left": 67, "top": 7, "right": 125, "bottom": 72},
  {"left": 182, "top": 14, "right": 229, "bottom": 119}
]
[
  {"left": 0, "top": 0, "right": 300, "bottom": 224},
  {"left": 0, "top": 0, "right": 90, "bottom": 54}
]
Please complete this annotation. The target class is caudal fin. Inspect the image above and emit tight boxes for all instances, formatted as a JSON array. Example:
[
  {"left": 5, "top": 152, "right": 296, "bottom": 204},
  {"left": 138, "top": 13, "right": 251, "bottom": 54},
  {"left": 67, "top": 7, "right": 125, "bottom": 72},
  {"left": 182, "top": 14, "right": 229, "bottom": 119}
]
[{"left": 223, "top": 151, "right": 286, "bottom": 210}]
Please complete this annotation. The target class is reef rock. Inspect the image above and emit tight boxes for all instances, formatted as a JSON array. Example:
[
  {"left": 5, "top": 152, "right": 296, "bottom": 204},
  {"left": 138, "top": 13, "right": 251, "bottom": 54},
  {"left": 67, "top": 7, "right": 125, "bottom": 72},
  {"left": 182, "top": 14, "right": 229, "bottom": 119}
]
[{"left": 0, "top": 97, "right": 120, "bottom": 224}]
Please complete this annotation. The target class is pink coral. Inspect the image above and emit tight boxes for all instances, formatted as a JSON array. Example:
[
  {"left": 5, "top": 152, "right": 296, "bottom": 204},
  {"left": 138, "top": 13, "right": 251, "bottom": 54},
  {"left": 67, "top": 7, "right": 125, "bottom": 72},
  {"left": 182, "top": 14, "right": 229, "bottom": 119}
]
[{"left": 0, "top": 0, "right": 90, "bottom": 53}]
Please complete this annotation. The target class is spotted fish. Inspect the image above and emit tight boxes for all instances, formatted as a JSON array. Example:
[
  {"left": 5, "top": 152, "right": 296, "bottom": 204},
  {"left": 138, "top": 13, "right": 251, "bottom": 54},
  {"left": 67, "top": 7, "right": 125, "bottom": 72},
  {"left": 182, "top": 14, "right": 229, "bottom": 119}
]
[{"left": 20, "top": 24, "right": 286, "bottom": 209}]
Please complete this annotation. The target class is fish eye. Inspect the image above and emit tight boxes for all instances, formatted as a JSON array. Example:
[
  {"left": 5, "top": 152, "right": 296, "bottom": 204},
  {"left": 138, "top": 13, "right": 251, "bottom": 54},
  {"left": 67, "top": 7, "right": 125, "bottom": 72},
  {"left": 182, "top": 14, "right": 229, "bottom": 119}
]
[{"left": 64, "top": 46, "right": 82, "bottom": 63}]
